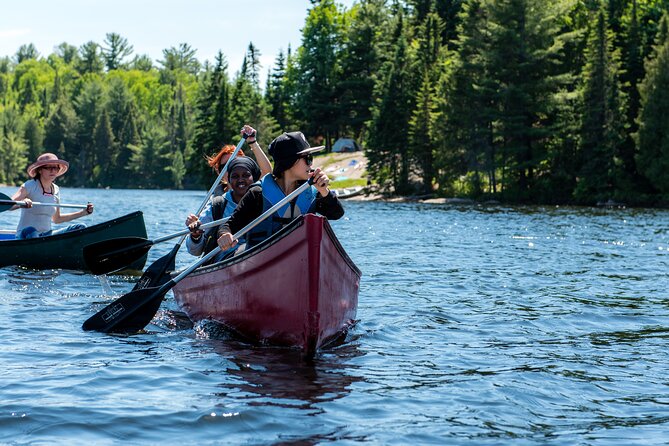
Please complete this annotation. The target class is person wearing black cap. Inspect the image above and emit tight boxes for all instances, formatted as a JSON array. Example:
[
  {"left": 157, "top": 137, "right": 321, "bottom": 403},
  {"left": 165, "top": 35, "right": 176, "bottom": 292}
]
[
  {"left": 216, "top": 131, "right": 344, "bottom": 252},
  {"left": 185, "top": 155, "right": 263, "bottom": 263}
]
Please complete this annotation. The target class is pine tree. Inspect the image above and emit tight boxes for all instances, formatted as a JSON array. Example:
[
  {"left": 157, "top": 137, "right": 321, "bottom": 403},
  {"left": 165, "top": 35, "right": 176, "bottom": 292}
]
[
  {"left": 101, "top": 33, "right": 134, "bottom": 71},
  {"left": 617, "top": 0, "right": 645, "bottom": 196},
  {"left": 338, "top": 0, "right": 387, "bottom": 140},
  {"left": 245, "top": 43, "right": 262, "bottom": 88},
  {"left": 167, "top": 148, "right": 186, "bottom": 189},
  {"left": 190, "top": 52, "right": 230, "bottom": 186},
  {"left": 575, "top": 8, "right": 627, "bottom": 204},
  {"left": 635, "top": 14, "right": 669, "bottom": 198},
  {"left": 266, "top": 50, "right": 290, "bottom": 130},
  {"left": 409, "top": 12, "right": 446, "bottom": 194},
  {"left": 91, "top": 108, "right": 115, "bottom": 186},
  {"left": 367, "top": 12, "right": 415, "bottom": 194},
  {"left": 23, "top": 114, "right": 44, "bottom": 161},
  {"left": 76, "top": 42, "right": 104, "bottom": 75},
  {"left": 44, "top": 97, "right": 79, "bottom": 171},
  {"left": 440, "top": 0, "right": 495, "bottom": 196},
  {"left": 485, "top": 0, "right": 566, "bottom": 201},
  {"left": 296, "top": 0, "right": 344, "bottom": 148},
  {"left": 73, "top": 78, "right": 105, "bottom": 184}
]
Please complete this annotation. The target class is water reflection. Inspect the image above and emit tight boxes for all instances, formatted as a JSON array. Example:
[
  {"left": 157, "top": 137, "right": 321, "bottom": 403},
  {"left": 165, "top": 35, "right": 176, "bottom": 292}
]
[{"left": 202, "top": 331, "right": 363, "bottom": 409}]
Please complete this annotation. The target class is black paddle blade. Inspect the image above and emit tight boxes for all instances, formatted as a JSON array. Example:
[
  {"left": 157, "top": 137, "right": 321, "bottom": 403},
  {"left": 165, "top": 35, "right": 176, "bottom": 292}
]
[
  {"left": 84, "top": 236, "right": 153, "bottom": 275},
  {"left": 82, "top": 284, "right": 171, "bottom": 333},
  {"left": 0, "top": 192, "right": 16, "bottom": 212},
  {"left": 132, "top": 244, "right": 178, "bottom": 291}
]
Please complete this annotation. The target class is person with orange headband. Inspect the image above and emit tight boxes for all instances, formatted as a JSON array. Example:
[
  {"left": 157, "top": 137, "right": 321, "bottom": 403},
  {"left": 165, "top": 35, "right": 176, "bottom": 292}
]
[
  {"left": 206, "top": 125, "right": 271, "bottom": 196},
  {"left": 184, "top": 124, "right": 271, "bottom": 259}
]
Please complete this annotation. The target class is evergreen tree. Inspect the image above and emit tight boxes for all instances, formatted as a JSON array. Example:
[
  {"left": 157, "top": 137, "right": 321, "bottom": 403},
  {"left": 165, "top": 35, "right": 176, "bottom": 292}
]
[
  {"left": 127, "top": 121, "right": 169, "bottom": 187},
  {"left": 190, "top": 52, "right": 230, "bottom": 186},
  {"left": 244, "top": 43, "right": 262, "bottom": 88},
  {"left": 435, "top": 0, "right": 465, "bottom": 46},
  {"left": 43, "top": 97, "right": 79, "bottom": 172},
  {"left": 15, "top": 44, "right": 39, "bottom": 64},
  {"left": 167, "top": 148, "right": 186, "bottom": 189},
  {"left": 338, "top": 0, "right": 387, "bottom": 140},
  {"left": 575, "top": 8, "right": 627, "bottom": 204},
  {"left": 131, "top": 54, "right": 154, "bottom": 71},
  {"left": 618, "top": 0, "right": 645, "bottom": 194},
  {"left": 635, "top": 14, "right": 669, "bottom": 198},
  {"left": 408, "top": 71, "right": 441, "bottom": 194},
  {"left": 440, "top": 0, "right": 496, "bottom": 196},
  {"left": 159, "top": 43, "right": 200, "bottom": 74},
  {"left": 54, "top": 43, "right": 79, "bottom": 65},
  {"left": 74, "top": 78, "right": 106, "bottom": 183},
  {"left": 485, "top": 0, "right": 567, "bottom": 201},
  {"left": 409, "top": 12, "right": 446, "bottom": 194},
  {"left": 91, "top": 108, "right": 115, "bottom": 186},
  {"left": 17, "top": 75, "right": 38, "bottom": 112},
  {"left": 266, "top": 50, "right": 290, "bottom": 129},
  {"left": 367, "top": 12, "right": 415, "bottom": 194},
  {"left": 101, "top": 33, "right": 134, "bottom": 71},
  {"left": 23, "top": 114, "right": 44, "bottom": 161},
  {"left": 76, "top": 41, "right": 104, "bottom": 75},
  {"left": 296, "top": 0, "right": 344, "bottom": 148}
]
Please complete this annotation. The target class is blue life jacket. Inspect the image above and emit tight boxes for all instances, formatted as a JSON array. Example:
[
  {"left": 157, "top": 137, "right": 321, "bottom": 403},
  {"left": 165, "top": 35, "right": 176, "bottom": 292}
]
[{"left": 246, "top": 175, "right": 317, "bottom": 247}]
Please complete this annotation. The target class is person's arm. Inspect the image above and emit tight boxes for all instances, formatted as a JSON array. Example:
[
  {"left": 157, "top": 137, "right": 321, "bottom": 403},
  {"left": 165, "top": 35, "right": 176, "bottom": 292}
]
[
  {"left": 314, "top": 190, "right": 345, "bottom": 220},
  {"left": 53, "top": 203, "right": 94, "bottom": 223},
  {"left": 217, "top": 186, "right": 264, "bottom": 250},
  {"left": 241, "top": 124, "right": 272, "bottom": 177},
  {"left": 185, "top": 203, "right": 214, "bottom": 255},
  {"left": 248, "top": 141, "right": 272, "bottom": 178},
  {"left": 9, "top": 186, "right": 29, "bottom": 211},
  {"left": 310, "top": 167, "right": 344, "bottom": 220},
  {"left": 185, "top": 230, "right": 205, "bottom": 255}
]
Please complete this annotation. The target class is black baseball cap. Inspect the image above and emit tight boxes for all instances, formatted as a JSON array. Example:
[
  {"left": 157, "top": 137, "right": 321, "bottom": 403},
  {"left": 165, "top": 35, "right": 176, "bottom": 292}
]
[{"left": 268, "top": 131, "right": 325, "bottom": 163}]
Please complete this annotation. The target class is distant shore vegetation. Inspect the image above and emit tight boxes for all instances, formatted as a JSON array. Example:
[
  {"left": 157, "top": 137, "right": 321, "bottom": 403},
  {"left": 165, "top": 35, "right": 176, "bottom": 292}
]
[{"left": 1, "top": 0, "right": 669, "bottom": 206}]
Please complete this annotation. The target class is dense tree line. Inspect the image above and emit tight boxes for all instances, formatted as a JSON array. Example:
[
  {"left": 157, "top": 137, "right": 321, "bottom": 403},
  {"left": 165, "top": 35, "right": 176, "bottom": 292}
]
[{"left": 1, "top": 0, "right": 668, "bottom": 205}]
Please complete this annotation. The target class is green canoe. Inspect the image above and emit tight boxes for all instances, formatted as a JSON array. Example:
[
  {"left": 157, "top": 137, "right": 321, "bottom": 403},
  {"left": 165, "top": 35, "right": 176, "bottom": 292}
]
[{"left": 0, "top": 211, "right": 148, "bottom": 272}]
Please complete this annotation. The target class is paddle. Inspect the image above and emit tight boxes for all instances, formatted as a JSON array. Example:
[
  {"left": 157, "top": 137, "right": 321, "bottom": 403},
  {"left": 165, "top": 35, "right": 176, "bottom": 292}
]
[
  {"left": 129, "top": 136, "right": 247, "bottom": 291},
  {"left": 0, "top": 192, "right": 89, "bottom": 213},
  {"left": 82, "top": 177, "right": 315, "bottom": 333},
  {"left": 83, "top": 217, "right": 230, "bottom": 275}
]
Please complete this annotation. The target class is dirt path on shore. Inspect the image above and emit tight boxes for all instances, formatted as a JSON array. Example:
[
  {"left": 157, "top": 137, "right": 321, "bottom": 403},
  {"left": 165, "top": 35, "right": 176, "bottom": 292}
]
[{"left": 316, "top": 152, "right": 368, "bottom": 182}]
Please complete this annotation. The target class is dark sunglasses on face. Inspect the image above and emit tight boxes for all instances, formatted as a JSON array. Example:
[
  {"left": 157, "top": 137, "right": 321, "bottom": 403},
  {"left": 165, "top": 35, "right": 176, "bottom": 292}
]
[
  {"left": 42, "top": 166, "right": 60, "bottom": 171},
  {"left": 301, "top": 154, "right": 313, "bottom": 166}
]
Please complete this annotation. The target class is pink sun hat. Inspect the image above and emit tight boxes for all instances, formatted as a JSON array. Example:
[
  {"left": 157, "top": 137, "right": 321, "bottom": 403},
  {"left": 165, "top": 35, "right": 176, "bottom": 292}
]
[{"left": 27, "top": 153, "right": 69, "bottom": 178}]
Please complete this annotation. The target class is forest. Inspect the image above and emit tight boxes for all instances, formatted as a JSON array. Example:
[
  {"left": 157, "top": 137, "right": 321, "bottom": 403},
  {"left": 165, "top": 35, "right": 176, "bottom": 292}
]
[{"left": 1, "top": 0, "right": 669, "bottom": 206}]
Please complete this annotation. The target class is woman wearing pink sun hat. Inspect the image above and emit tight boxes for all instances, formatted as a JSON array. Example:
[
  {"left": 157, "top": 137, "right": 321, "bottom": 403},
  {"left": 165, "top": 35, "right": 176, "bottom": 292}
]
[{"left": 8, "top": 152, "right": 94, "bottom": 239}]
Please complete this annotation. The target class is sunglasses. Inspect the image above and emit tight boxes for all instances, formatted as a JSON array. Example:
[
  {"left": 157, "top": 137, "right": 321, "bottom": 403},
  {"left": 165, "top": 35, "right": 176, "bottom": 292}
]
[
  {"left": 300, "top": 154, "right": 313, "bottom": 166},
  {"left": 42, "top": 166, "right": 60, "bottom": 171}
]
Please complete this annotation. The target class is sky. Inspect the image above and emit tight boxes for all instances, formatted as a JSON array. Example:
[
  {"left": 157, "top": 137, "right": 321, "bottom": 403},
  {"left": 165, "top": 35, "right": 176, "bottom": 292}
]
[{"left": 0, "top": 0, "right": 357, "bottom": 84}]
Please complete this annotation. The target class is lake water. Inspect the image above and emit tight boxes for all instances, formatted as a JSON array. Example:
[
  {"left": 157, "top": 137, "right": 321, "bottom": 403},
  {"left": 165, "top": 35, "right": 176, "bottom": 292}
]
[{"left": 1, "top": 186, "right": 668, "bottom": 445}]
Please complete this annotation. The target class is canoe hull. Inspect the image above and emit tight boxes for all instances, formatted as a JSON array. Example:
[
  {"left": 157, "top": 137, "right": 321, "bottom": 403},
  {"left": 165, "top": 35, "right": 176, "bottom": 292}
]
[
  {"left": 172, "top": 214, "right": 360, "bottom": 358},
  {"left": 0, "top": 211, "right": 148, "bottom": 271}
]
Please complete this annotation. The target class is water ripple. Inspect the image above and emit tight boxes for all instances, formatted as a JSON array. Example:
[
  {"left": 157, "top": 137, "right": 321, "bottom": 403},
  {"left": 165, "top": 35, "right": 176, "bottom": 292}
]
[{"left": 1, "top": 189, "right": 669, "bottom": 444}]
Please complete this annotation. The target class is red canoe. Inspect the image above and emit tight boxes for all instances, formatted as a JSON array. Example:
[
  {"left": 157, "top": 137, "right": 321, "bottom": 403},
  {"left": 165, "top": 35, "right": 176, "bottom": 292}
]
[{"left": 172, "top": 214, "right": 361, "bottom": 358}]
